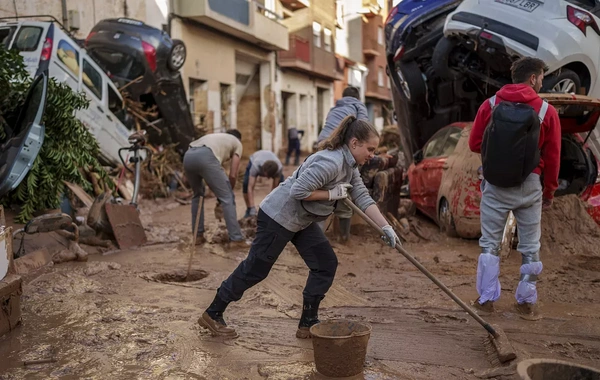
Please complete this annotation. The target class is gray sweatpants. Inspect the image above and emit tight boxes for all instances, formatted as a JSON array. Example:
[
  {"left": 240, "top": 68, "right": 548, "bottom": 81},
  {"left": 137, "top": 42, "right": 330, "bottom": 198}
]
[
  {"left": 477, "top": 173, "right": 543, "bottom": 305},
  {"left": 183, "top": 146, "right": 244, "bottom": 242}
]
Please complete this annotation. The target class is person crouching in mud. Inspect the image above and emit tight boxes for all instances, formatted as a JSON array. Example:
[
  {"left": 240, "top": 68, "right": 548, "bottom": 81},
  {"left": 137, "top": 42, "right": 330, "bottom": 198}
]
[{"left": 198, "top": 116, "right": 401, "bottom": 338}]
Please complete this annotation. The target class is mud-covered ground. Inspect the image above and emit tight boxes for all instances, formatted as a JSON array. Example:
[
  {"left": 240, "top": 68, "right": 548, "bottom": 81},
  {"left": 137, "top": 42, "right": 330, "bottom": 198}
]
[{"left": 1, "top": 167, "right": 600, "bottom": 379}]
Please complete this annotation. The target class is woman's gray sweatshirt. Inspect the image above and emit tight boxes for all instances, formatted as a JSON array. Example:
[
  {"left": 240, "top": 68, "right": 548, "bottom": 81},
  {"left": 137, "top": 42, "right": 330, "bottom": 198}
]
[{"left": 260, "top": 145, "right": 376, "bottom": 232}]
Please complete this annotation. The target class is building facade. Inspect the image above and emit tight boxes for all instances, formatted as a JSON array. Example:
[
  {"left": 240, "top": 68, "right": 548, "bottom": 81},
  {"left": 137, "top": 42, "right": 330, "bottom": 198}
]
[
  {"left": 276, "top": 0, "right": 339, "bottom": 154},
  {"left": 171, "top": 0, "right": 288, "bottom": 158},
  {"left": 333, "top": 0, "right": 393, "bottom": 131},
  {"left": 0, "top": 0, "right": 168, "bottom": 36}
]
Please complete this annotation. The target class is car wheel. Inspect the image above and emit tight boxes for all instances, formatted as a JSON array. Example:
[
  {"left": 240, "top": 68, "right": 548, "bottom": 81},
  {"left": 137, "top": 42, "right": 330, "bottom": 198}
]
[
  {"left": 395, "top": 60, "right": 426, "bottom": 103},
  {"left": 541, "top": 68, "right": 581, "bottom": 94},
  {"left": 168, "top": 39, "right": 187, "bottom": 71},
  {"left": 432, "top": 36, "right": 461, "bottom": 81},
  {"left": 438, "top": 198, "right": 458, "bottom": 237}
]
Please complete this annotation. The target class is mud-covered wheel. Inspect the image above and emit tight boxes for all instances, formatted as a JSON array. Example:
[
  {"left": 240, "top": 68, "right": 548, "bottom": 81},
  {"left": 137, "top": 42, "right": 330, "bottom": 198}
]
[
  {"left": 395, "top": 60, "right": 426, "bottom": 103},
  {"left": 541, "top": 68, "right": 582, "bottom": 95},
  {"left": 439, "top": 198, "right": 458, "bottom": 237},
  {"left": 432, "top": 36, "right": 461, "bottom": 81},
  {"left": 168, "top": 39, "right": 186, "bottom": 71}
]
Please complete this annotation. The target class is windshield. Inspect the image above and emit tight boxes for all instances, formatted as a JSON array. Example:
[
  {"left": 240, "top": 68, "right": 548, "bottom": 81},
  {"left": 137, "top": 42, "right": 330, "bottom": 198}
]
[{"left": 88, "top": 48, "right": 145, "bottom": 83}]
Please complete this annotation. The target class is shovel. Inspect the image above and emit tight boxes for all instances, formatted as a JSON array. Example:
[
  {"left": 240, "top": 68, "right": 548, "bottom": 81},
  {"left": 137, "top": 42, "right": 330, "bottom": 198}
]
[{"left": 342, "top": 199, "right": 516, "bottom": 363}]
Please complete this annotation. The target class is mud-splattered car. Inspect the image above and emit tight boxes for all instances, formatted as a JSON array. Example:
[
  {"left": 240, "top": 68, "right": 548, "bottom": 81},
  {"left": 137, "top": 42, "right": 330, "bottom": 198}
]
[
  {"left": 85, "top": 18, "right": 195, "bottom": 155},
  {"left": 407, "top": 93, "right": 600, "bottom": 239}
]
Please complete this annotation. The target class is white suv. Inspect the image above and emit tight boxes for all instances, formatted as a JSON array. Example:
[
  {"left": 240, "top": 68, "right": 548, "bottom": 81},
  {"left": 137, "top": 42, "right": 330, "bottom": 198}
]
[
  {"left": 0, "top": 19, "right": 135, "bottom": 166},
  {"left": 441, "top": 0, "right": 600, "bottom": 96}
]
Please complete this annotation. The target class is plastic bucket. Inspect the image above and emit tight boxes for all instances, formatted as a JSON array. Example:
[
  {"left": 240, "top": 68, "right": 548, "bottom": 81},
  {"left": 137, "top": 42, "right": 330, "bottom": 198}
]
[
  {"left": 309, "top": 319, "right": 372, "bottom": 377},
  {"left": 517, "top": 358, "right": 600, "bottom": 380}
]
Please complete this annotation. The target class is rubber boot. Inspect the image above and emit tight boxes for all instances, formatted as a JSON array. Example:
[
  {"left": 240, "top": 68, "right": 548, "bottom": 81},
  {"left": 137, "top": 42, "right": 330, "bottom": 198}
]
[
  {"left": 198, "top": 292, "right": 237, "bottom": 337},
  {"left": 339, "top": 217, "right": 351, "bottom": 243},
  {"left": 296, "top": 298, "right": 322, "bottom": 339}
]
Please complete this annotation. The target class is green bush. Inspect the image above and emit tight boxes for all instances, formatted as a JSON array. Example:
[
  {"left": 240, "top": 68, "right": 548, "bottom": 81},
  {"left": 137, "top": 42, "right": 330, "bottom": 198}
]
[{"left": 0, "top": 46, "right": 111, "bottom": 223}]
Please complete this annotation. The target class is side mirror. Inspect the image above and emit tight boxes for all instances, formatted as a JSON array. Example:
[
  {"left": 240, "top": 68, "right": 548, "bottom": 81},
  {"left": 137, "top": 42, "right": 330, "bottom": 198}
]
[{"left": 413, "top": 150, "right": 424, "bottom": 164}]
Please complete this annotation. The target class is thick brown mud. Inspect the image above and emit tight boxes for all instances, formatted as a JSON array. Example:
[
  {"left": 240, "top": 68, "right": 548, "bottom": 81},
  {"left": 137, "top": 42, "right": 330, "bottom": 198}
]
[{"left": 1, "top": 169, "right": 599, "bottom": 379}]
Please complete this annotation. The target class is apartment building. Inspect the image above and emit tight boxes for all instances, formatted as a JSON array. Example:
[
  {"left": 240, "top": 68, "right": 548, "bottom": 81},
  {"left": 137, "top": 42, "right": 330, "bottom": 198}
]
[
  {"left": 170, "top": 0, "right": 289, "bottom": 158},
  {"left": 333, "top": 0, "right": 393, "bottom": 131},
  {"left": 277, "top": 0, "right": 340, "bottom": 154}
]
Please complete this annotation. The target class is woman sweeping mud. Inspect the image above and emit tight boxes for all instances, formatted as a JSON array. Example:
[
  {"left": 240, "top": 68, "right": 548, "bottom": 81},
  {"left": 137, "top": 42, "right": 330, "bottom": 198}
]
[{"left": 198, "top": 116, "right": 400, "bottom": 338}]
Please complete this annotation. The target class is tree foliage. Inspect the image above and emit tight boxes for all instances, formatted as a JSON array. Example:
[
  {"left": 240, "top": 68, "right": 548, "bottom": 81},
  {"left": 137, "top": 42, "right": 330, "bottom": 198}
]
[{"left": 0, "top": 47, "right": 111, "bottom": 223}]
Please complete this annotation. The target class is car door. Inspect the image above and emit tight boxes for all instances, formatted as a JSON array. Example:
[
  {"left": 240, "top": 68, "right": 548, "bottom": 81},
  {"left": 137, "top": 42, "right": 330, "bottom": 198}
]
[
  {"left": 410, "top": 128, "right": 450, "bottom": 218},
  {"left": 78, "top": 57, "right": 127, "bottom": 165},
  {"left": 0, "top": 73, "right": 48, "bottom": 197},
  {"left": 421, "top": 128, "right": 463, "bottom": 218}
]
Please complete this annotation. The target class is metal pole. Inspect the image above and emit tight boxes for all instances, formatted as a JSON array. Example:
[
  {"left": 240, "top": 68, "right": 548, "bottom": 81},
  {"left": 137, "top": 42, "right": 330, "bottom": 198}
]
[{"left": 131, "top": 148, "right": 141, "bottom": 206}]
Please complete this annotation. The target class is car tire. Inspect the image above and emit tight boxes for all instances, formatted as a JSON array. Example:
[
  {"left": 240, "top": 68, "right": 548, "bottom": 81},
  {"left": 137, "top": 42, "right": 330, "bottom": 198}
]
[
  {"left": 432, "top": 36, "right": 461, "bottom": 81},
  {"left": 438, "top": 198, "right": 458, "bottom": 238},
  {"left": 395, "top": 60, "right": 427, "bottom": 103},
  {"left": 541, "top": 68, "right": 581, "bottom": 94},
  {"left": 168, "top": 39, "right": 187, "bottom": 71}
]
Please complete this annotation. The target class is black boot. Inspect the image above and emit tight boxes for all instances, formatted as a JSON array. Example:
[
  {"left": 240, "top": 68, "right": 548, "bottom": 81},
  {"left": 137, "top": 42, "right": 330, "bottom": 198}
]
[
  {"left": 198, "top": 292, "right": 237, "bottom": 337},
  {"left": 339, "top": 217, "right": 351, "bottom": 243},
  {"left": 296, "top": 298, "right": 322, "bottom": 339}
]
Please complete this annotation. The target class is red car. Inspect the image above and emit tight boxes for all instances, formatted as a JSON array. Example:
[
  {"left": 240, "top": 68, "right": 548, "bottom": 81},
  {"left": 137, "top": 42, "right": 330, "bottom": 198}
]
[{"left": 407, "top": 93, "right": 600, "bottom": 239}]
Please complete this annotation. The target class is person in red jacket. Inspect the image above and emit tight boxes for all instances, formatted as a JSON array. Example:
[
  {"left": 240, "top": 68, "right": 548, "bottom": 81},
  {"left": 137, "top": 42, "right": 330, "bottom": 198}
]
[{"left": 468, "top": 57, "right": 561, "bottom": 319}]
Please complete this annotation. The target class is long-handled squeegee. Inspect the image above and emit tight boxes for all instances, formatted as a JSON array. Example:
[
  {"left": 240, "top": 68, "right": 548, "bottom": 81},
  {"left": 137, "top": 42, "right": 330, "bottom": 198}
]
[{"left": 343, "top": 198, "right": 516, "bottom": 363}]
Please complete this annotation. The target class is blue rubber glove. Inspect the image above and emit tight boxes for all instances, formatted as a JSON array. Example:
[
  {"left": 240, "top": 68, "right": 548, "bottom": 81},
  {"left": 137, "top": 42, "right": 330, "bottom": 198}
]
[{"left": 381, "top": 225, "right": 401, "bottom": 248}]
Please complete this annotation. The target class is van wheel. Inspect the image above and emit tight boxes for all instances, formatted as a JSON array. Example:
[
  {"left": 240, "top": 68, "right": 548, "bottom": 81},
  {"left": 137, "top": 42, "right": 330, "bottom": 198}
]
[
  {"left": 439, "top": 198, "right": 458, "bottom": 237},
  {"left": 168, "top": 39, "right": 187, "bottom": 71},
  {"left": 541, "top": 68, "right": 581, "bottom": 94},
  {"left": 395, "top": 60, "right": 426, "bottom": 103}
]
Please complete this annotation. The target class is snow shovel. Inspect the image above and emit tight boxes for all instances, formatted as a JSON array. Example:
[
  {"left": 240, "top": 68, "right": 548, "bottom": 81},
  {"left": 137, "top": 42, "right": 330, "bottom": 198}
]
[{"left": 342, "top": 198, "right": 516, "bottom": 363}]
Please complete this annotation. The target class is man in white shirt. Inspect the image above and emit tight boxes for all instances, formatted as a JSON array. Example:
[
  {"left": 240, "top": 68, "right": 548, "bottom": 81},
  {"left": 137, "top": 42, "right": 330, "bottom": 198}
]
[
  {"left": 184, "top": 129, "right": 246, "bottom": 246},
  {"left": 242, "top": 150, "right": 284, "bottom": 218}
]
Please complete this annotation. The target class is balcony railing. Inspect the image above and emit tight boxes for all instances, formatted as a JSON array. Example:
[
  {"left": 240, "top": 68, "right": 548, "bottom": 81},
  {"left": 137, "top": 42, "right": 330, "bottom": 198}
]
[{"left": 279, "top": 35, "right": 311, "bottom": 62}]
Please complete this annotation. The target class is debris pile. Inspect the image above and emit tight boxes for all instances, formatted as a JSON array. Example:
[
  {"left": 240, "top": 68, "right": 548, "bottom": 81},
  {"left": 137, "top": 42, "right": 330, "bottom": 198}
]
[
  {"left": 384, "top": 199, "right": 439, "bottom": 243},
  {"left": 541, "top": 194, "right": 600, "bottom": 257}
]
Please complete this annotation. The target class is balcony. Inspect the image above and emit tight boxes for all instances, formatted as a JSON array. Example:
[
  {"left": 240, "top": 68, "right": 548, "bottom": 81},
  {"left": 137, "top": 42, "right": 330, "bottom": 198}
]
[
  {"left": 362, "top": 14, "right": 384, "bottom": 57},
  {"left": 277, "top": 27, "right": 338, "bottom": 81},
  {"left": 174, "top": 0, "right": 289, "bottom": 51}
]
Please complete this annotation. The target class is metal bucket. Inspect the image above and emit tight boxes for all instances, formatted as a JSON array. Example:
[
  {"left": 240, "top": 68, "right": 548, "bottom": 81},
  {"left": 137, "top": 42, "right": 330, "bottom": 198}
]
[
  {"left": 310, "top": 319, "right": 372, "bottom": 378},
  {"left": 517, "top": 359, "right": 600, "bottom": 380}
]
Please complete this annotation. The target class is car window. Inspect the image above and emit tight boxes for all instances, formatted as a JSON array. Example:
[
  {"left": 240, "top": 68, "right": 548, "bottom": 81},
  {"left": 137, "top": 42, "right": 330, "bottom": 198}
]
[
  {"left": 14, "top": 26, "right": 43, "bottom": 52},
  {"left": 0, "top": 27, "right": 16, "bottom": 48},
  {"left": 89, "top": 49, "right": 145, "bottom": 81},
  {"left": 108, "top": 85, "right": 130, "bottom": 126},
  {"left": 440, "top": 127, "right": 462, "bottom": 157},
  {"left": 56, "top": 40, "right": 80, "bottom": 78},
  {"left": 82, "top": 59, "right": 103, "bottom": 100},
  {"left": 423, "top": 129, "right": 449, "bottom": 158}
]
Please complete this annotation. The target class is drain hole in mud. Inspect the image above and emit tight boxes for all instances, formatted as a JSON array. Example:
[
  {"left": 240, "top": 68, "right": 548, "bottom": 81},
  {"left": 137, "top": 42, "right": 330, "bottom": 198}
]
[{"left": 152, "top": 269, "right": 209, "bottom": 283}]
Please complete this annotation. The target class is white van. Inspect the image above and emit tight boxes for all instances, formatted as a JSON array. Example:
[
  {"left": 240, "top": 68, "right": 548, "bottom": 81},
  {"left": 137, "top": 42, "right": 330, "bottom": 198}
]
[{"left": 0, "top": 19, "right": 135, "bottom": 166}]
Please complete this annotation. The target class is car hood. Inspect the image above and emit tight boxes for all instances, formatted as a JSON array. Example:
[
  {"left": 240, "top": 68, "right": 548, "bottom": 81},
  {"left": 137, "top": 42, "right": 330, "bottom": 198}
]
[{"left": 541, "top": 93, "right": 600, "bottom": 134}]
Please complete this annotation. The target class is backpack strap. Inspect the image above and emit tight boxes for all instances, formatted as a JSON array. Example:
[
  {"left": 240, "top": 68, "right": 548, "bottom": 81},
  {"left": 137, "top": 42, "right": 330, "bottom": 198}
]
[
  {"left": 538, "top": 100, "right": 549, "bottom": 123},
  {"left": 489, "top": 95, "right": 497, "bottom": 109}
]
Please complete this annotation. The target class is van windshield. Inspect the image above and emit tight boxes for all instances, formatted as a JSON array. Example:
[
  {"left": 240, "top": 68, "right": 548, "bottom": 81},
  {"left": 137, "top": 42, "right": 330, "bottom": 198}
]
[
  {"left": 0, "top": 26, "right": 16, "bottom": 48},
  {"left": 88, "top": 48, "right": 145, "bottom": 82}
]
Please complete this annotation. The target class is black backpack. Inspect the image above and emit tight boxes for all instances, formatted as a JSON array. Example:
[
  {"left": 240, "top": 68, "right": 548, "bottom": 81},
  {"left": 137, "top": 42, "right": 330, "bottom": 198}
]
[{"left": 481, "top": 95, "right": 548, "bottom": 188}]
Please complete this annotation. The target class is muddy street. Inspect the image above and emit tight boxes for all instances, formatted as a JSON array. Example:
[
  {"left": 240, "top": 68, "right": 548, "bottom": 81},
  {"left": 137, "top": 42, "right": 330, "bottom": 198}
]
[{"left": 1, "top": 170, "right": 600, "bottom": 380}]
